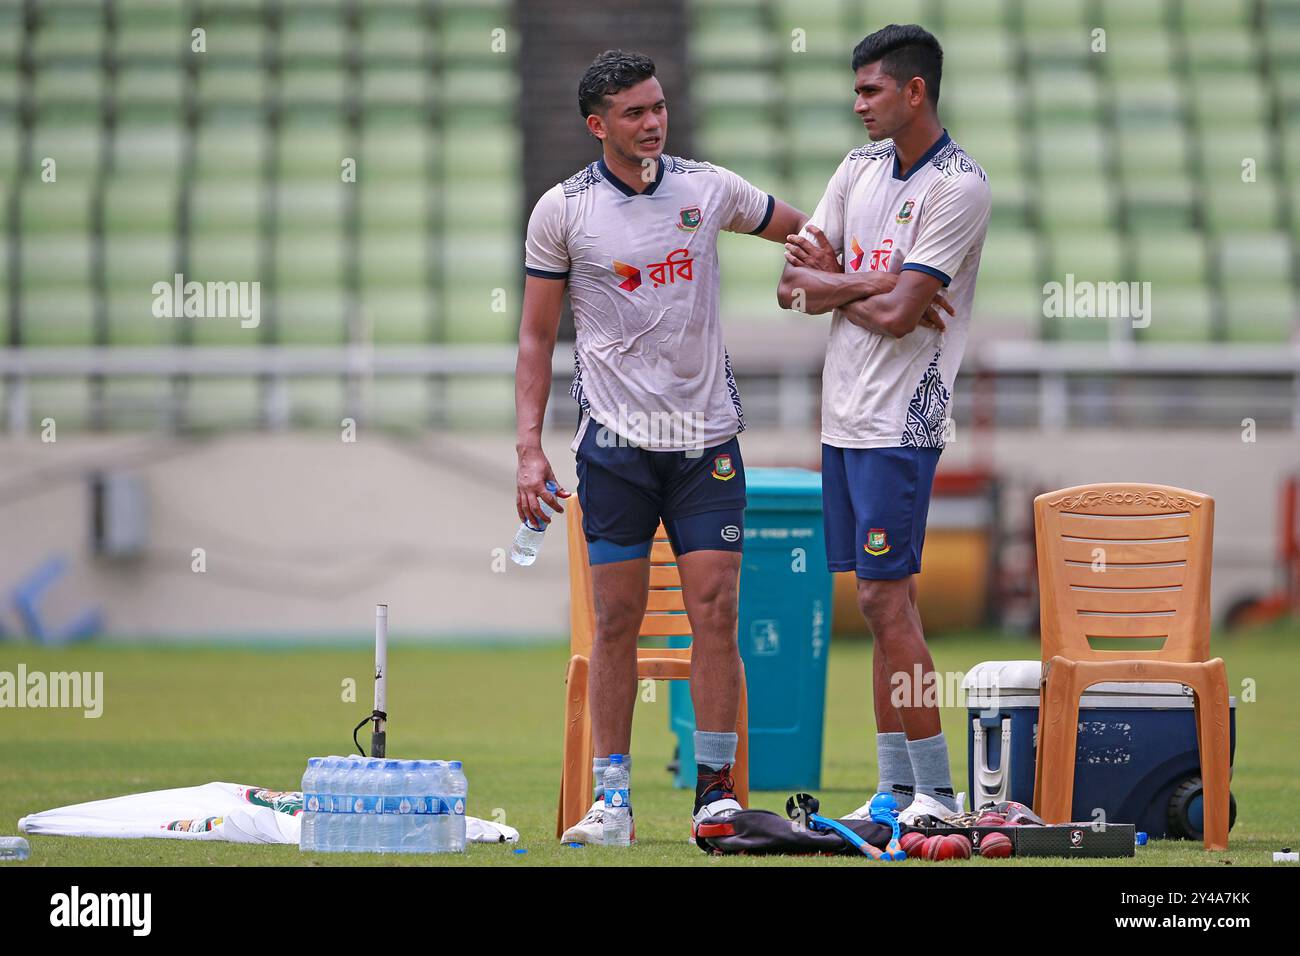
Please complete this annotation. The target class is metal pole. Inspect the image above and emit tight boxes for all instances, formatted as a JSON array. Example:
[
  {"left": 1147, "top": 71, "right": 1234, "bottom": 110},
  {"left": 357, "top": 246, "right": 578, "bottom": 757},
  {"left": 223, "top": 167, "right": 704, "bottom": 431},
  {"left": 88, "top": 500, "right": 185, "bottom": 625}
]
[{"left": 371, "top": 604, "right": 388, "bottom": 757}]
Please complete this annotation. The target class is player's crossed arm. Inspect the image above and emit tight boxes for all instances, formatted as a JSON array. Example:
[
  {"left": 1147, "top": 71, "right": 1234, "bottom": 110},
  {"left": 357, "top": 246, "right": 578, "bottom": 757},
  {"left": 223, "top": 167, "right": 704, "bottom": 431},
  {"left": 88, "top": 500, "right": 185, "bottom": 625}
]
[
  {"left": 776, "top": 225, "right": 894, "bottom": 316},
  {"left": 777, "top": 224, "right": 952, "bottom": 333},
  {"left": 837, "top": 269, "right": 952, "bottom": 339}
]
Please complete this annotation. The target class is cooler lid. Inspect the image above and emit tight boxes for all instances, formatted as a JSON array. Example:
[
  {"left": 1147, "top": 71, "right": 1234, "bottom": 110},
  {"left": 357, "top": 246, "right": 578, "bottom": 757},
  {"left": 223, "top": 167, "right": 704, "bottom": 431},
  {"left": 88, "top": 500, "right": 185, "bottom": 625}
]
[{"left": 963, "top": 660, "right": 1195, "bottom": 699}]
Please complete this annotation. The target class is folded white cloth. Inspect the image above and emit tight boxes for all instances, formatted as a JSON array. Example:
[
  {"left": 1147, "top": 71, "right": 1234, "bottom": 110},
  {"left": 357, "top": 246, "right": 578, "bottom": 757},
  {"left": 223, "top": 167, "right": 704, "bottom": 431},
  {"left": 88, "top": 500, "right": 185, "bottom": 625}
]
[{"left": 18, "top": 782, "right": 520, "bottom": 846}]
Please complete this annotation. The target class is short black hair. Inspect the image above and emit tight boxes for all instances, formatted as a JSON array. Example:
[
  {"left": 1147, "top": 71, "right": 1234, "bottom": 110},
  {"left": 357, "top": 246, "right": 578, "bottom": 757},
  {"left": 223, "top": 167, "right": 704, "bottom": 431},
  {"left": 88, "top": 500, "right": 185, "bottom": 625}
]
[
  {"left": 578, "top": 49, "right": 657, "bottom": 118},
  {"left": 851, "top": 24, "right": 943, "bottom": 107}
]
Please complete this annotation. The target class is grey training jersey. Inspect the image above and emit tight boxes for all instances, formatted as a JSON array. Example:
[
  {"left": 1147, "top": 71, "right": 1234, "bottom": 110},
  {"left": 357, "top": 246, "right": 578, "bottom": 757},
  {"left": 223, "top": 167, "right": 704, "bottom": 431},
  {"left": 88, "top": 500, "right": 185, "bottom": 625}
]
[{"left": 525, "top": 154, "right": 774, "bottom": 452}]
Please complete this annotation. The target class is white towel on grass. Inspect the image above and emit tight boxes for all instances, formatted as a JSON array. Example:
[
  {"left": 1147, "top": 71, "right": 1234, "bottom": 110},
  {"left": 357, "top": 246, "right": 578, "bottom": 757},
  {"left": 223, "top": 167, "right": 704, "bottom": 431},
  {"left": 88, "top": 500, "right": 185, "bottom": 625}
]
[{"left": 17, "top": 782, "right": 519, "bottom": 845}]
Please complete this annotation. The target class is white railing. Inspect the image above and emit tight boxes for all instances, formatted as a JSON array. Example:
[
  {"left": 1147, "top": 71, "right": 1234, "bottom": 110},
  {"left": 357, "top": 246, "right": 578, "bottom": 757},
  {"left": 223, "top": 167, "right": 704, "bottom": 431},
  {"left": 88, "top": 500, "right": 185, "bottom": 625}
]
[{"left": 1, "top": 340, "right": 1298, "bottom": 433}]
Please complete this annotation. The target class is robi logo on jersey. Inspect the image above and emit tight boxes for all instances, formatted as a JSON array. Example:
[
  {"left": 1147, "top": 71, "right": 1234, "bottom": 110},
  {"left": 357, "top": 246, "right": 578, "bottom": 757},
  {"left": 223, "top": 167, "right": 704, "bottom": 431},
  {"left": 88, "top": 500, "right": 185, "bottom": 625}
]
[{"left": 611, "top": 249, "right": 695, "bottom": 293}]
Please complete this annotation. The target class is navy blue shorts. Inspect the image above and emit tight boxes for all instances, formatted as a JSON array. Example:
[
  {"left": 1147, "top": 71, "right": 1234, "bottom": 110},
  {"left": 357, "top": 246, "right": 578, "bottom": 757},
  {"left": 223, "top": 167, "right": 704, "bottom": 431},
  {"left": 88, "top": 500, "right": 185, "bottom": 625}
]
[
  {"left": 822, "top": 444, "right": 942, "bottom": 580},
  {"left": 574, "top": 424, "right": 747, "bottom": 565}
]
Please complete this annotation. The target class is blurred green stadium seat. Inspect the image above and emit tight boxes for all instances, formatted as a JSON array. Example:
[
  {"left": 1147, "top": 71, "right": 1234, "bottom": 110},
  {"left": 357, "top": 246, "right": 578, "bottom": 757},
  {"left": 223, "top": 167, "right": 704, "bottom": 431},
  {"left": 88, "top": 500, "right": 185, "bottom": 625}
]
[
  {"left": 936, "top": 0, "right": 1009, "bottom": 29},
  {"left": 1184, "top": 0, "right": 1254, "bottom": 29},
  {"left": 973, "top": 229, "right": 1041, "bottom": 339},
  {"left": 1098, "top": 0, "right": 1166, "bottom": 29},
  {"left": 3, "top": 0, "right": 1296, "bottom": 432}
]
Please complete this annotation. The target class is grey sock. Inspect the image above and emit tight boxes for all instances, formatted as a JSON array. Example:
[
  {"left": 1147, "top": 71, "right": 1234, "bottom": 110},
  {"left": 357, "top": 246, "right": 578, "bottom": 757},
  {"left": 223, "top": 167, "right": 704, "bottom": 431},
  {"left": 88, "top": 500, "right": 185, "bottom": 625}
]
[
  {"left": 693, "top": 731, "right": 738, "bottom": 770},
  {"left": 876, "top": 732, "right": 915, "bottom": 810},
  {"left": 593, "top": 754, "right": 630, "bottom": 803},
  {"left": 906, "top": 732, "right": 960, "bottom": 813}
]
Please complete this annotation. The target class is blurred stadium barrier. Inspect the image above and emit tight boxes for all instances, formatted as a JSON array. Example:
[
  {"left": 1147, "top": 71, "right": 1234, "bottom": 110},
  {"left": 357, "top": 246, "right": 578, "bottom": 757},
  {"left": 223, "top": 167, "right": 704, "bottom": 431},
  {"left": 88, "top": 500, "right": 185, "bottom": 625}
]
[{"left": 0, "top": 1, "right": 1297, "bottom": 638}]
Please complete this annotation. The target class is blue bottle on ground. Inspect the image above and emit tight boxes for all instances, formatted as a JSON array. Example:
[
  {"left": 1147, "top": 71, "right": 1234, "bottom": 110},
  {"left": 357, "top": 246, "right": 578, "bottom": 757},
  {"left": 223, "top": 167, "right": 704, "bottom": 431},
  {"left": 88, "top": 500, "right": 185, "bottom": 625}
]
[
  {"left": 323, "top": 757, "right": 348, "bottom": 852},
  {"left": 301, "top": 757, "right": 325, "bottom": 851},
  {"left": 447, "top": 760, "right": 468, "bottom": 852},
  {"left": 399, "top": 760, "right": 424, "bottom": 853},
  {"left": 0, "top": 837, "right": 29, "bottom": 862},
  {"left": 358, "top": 759, "right": 384, "bottom": 852},
  {"left": 602, "top": 754, "right": 632, "bottom": 847},
  {"left": 429, "top": 760, "right": 451, "bottom": 852},
  {"left": 380, "top": 759, "right": 405, "bottom": 852}
]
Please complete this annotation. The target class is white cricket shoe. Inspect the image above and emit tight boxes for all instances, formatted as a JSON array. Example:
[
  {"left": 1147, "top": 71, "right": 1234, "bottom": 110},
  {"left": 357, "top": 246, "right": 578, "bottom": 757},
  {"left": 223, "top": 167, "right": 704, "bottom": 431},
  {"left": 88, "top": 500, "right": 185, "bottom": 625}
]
[
  {"left": 561, "top": 799, "right": 636, "bottom": 845},
  {"left": 843, "top": 791, "right": 966, "bottom": 823},
  {"left": 897, "top": 792, "right": 964, "bottom": 826}
]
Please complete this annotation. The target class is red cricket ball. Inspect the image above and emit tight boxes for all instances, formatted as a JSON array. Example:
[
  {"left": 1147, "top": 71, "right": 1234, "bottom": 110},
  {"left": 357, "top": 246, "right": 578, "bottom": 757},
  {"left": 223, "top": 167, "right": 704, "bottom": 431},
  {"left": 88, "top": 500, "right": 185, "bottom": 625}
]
[
  {"left": 979, "top": 832, "right": 1013, "bottom": 858},
  {"left": 899, "top": 831, "right": 927, "bottom": 856}
]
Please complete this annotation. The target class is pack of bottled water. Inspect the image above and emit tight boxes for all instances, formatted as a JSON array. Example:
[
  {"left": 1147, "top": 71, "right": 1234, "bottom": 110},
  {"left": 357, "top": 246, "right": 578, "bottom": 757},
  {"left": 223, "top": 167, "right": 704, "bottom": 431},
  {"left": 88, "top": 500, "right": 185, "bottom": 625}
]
[{"left": 299, "top": 755, "right": 468, "bottom": 854}]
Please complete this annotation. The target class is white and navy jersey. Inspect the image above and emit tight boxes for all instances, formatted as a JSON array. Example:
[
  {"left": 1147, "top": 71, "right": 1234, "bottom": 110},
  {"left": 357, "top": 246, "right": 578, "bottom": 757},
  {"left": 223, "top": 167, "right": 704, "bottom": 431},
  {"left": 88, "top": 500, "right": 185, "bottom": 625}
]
[
  {"left": 525, "top": 154, "right": 774, "bottom": 452},
  {"left": 804, "top": 130, "right": 991, "bottom": 449}
]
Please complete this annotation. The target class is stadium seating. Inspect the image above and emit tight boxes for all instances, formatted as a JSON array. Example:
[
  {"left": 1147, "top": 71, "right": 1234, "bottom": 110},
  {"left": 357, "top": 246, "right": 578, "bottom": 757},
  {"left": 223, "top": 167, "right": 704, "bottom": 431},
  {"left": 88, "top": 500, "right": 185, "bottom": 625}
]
[
  {"left": 1, "top": 0, "right": 518, "bottom": 428},
  {"left": 692, "top": 0, "right": 1299, "bottom": 345},
  {"left": 0, "top": 0, "right": 1296, "bottom": 432}
]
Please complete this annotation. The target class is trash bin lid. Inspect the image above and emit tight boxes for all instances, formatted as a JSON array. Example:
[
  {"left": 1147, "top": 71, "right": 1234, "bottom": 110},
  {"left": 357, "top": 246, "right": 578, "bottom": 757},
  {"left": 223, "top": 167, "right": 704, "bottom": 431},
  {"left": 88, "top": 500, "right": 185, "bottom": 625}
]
[{"left": 745, "top": 467, "right": 823, "bottom": 511}]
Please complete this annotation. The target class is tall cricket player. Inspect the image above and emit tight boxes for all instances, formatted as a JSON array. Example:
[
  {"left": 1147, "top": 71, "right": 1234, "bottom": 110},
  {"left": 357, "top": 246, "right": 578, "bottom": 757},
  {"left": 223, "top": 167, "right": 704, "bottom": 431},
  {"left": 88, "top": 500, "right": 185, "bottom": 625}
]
[
  {"left": 777, "top": 24, "right": 991, "bottom": 823},
  {"left": 515, "top": 50, "right": 807, "bottom": 843}
]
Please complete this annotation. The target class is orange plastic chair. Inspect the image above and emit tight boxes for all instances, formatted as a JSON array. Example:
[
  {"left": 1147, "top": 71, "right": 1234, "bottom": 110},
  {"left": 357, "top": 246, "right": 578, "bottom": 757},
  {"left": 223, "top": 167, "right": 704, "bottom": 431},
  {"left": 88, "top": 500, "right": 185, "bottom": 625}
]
[
  {"left": 1032, "top": 483, "right": 1231, "bottom": 850},
  {"left": 556, "top": 494, "right": 749, "bottom": 838}
]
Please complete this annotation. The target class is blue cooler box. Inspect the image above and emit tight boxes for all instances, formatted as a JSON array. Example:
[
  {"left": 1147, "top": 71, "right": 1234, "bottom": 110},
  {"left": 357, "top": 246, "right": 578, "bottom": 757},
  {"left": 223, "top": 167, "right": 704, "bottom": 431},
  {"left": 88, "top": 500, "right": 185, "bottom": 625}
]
[
  {"left": 669, "top": 467, "right": 833, "bottom": 791},
  {"left": 963, "top": 661, "right": 1237, "bottom": 839}
]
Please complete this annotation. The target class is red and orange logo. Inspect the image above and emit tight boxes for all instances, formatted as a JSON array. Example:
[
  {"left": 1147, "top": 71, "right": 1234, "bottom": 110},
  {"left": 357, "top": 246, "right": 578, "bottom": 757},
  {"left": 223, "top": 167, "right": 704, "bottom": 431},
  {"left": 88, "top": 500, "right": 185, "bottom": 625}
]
[
  {"left": 849, "top": 236, "right": 865, "bottom": 271},
  {"left": 612, "top": 249, "right": 694, "bottom": 294},
  {"left": 613, "top": 260, "right": 641, "bottom": 292}
]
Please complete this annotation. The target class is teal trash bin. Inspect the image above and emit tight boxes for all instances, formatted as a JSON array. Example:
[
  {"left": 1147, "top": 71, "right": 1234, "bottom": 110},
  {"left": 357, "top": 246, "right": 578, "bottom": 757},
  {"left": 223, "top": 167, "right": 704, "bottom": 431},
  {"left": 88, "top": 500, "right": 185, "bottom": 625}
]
[{"left": 669, "top": 467, "right": 832, "bottom": 791}]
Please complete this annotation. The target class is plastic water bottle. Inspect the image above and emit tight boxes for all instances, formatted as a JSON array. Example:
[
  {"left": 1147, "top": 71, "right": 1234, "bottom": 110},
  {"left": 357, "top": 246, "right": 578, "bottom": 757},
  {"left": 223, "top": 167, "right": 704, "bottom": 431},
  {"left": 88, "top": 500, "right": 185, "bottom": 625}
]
[
  {"left": 434, "top": 764, "right": 454, "bottom": 853},
  {"left": 300, "top": 757, "right": 324, "bottom": 852},
  {"left": 602, "top": 754, "right": 632, "bottom": 847},
  {"left": 410, "top": 764, "right": 431, "bottom": 853},
  {"left": 313, "top": 758, "right": 333, "bottom": 852},
  {"left": 342, "top": 758, "right": 364, "bottom": 852},
  {"left": 358, "top": 759, "right": 384, "bottom": 852},
  {"left": 379, "top": 759, "right": 404, "bottom": 852},
  {"left": 511, "top": 481, "right": 559, "bottom": 566},
  {"left": 0, "top": 837, "right": 30, "bottom": 862},
  {"left": 399, "top": 761, "right": 424, "bottom": 853},
  {"left": 333, "top": 759, "right": 351, "bottom": 852},
  {"left": 324, "top": 757, "right": 349, "bottom": 852},
  {"left": 447, "top": 760, "right": 468, "bottom": 852}
]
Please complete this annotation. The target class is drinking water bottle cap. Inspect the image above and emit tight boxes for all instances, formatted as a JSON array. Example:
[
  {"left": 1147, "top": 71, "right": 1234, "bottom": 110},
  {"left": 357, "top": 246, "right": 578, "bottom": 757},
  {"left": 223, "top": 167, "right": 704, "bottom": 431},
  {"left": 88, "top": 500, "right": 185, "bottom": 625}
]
[
  {"left": 449, "top": 761, "right": 463, "bottom": 769},
  {"left": 545, "top": 480, "right": 558, "bottom": 493},
  {"left": 609, "top": 754, "right": 624, "bottom": 765}
]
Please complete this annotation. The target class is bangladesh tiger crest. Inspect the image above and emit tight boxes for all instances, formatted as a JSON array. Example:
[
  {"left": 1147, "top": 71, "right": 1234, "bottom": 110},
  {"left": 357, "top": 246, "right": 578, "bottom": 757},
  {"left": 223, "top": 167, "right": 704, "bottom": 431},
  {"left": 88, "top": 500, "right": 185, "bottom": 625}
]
[
  {"left": 864, "top": 528, "right": 890, "bottom": 555},
  {"left": 678, "top": 206, "right": 703, "bottom": 232},
  {"left": 896, "top": 199, "right": 915, "bottom": 224},
  {"left": 712, "top": 453, "right": 735, "bottom": 480}
]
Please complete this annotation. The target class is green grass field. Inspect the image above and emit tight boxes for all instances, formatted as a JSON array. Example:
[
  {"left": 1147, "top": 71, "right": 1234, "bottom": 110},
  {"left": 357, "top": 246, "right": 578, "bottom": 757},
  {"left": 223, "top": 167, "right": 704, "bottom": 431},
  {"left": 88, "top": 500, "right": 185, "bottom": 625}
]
[{"left": 2, "top": 625, "right": 1297, "bottom": 866}]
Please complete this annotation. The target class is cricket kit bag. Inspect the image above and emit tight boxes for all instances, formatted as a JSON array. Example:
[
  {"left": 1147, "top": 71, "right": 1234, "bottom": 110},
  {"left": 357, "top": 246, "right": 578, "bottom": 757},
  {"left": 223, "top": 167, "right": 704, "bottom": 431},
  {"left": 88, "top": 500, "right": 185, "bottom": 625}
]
[{"left": 694, "top": 809, "right": 896, "bottom": 856}]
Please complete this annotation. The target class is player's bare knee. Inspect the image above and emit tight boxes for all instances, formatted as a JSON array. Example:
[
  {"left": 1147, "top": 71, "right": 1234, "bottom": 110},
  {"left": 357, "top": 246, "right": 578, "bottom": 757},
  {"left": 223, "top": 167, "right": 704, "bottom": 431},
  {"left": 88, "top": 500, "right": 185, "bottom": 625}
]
[
  {"left": 593, "top": 598, "right": 645, "bottom": 642},
  {"left": 856, "top": 579, "right": 909, "bottom": 629},
  {"left": 689, "top": 579, "right": 739, "bottom": 639}
]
